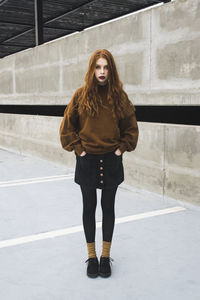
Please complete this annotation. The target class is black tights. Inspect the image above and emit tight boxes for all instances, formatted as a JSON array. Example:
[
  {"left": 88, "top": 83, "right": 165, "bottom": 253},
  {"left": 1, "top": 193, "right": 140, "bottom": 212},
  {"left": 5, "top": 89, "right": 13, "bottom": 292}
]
[{"left": 80, "top": 186, "right": 118, "bottom": 243}]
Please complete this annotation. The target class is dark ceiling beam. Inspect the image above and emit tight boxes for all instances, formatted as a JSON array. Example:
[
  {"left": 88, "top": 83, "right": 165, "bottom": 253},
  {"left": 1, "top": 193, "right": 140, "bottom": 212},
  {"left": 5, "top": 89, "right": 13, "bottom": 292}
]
[
  {"left": 0, "top": 25, "right": 77, "bottom": 45},
  {"left": 0, "top": 28, "right": 34, "bottom": 44},
  {"left": 0, "top": 20, "right": 34, "bottom": 26},
  {"left": 44, "top": 25, "right": 79, "bottom": 31},
  {"left": 44, "top": 1, "right": 94, "bottom": 26},
  {"left": 0, "top": 20, "right": 80, "bottom": 32},
  {"left": 0, "top": 43, "right": 31, "bottom": 48},
  {"left": 34, "top": 0, "right": 43, "bottom": 45}
]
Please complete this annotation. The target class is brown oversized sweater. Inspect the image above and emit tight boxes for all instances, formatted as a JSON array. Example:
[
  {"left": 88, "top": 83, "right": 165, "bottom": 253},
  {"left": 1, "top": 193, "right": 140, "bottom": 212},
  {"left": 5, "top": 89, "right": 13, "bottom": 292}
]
[{"left": 59, "top": 83, "right": 139, "bottom": 156}]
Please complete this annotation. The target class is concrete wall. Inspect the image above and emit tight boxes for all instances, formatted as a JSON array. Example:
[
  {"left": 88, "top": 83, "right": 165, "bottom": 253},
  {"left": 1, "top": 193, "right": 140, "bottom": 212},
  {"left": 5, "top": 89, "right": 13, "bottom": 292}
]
[{"left": 0, "top": 0, "right": 200, "bottom": 205}]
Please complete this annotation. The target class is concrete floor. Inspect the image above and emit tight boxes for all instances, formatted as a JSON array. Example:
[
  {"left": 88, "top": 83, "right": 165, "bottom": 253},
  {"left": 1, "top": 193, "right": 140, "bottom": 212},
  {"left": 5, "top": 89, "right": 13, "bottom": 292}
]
[{"left": 0, "top": 147, "right": 200, "bottom": 300}]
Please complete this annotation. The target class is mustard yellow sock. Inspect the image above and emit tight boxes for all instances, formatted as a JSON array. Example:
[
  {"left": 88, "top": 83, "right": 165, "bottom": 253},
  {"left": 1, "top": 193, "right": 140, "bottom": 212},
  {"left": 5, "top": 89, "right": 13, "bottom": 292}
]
[
  {"left": 87, "top": 242, "right": 97, "bottom": 258},
  {"left": 101, "top": 240, "right": 112, "bottom": 258}
]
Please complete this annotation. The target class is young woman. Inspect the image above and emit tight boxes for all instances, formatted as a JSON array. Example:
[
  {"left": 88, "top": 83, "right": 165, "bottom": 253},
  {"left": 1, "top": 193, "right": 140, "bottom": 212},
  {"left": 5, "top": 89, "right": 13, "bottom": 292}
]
[{"left": 59, "top": 49, "right": 139, "bottom": 278}]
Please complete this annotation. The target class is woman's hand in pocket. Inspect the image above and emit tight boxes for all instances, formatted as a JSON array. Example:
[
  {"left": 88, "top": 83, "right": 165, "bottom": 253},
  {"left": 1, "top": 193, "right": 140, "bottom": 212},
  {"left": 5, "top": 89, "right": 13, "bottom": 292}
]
[
  {"left": 114, "top": 149, "right": 122, "bottom": 156},
  {"left": 80, "top": 151, "right": 87, "bottom": 157}
]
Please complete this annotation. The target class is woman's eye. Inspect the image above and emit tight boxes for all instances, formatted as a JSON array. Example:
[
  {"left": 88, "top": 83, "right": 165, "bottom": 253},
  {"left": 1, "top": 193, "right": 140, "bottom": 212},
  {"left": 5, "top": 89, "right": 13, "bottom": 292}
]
[{"left": 96, "top": 66, "right": 100, "bottom": 69}]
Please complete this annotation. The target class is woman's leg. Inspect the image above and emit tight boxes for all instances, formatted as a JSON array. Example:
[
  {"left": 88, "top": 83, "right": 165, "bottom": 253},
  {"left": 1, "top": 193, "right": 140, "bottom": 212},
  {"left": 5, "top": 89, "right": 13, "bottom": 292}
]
[
  {"left": 80, "top": 185, "right": 97, "bottom": 258},
  {"left": 100, "top": 186, "right": 118, "bottom": 257}
]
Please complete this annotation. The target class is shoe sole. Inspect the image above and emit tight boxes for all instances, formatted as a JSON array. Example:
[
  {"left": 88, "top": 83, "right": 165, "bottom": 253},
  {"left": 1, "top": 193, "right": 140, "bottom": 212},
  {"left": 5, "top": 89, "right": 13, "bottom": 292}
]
[
  {"left": 87, "top": 272, "right": 99, "bottom": 278},
  {"left": 99, "top": 272, "right": 111, "bottom": 278}
]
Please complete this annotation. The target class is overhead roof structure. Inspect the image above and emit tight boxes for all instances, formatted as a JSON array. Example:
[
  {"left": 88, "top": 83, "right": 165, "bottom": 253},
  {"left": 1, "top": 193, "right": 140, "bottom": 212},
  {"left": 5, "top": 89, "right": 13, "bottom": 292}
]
[{"left": 0, "top": 0, "right": 171, "bottom": 59}]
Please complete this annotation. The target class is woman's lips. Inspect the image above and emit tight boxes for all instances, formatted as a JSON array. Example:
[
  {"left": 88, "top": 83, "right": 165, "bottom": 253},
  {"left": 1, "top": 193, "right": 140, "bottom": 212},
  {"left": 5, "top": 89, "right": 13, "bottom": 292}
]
[{"left": 99, "top": 76, "right": 105, "bottom": 79}]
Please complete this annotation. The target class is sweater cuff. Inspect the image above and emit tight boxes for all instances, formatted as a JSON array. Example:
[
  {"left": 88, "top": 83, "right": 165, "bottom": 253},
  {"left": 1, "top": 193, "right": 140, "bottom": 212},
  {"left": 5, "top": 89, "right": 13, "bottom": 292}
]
[
  {"left": 73, "top": 143, "right": 85, "bottom": 156},
  {"left": 118, "top": 143, "right": 127, "bottom": 154}
]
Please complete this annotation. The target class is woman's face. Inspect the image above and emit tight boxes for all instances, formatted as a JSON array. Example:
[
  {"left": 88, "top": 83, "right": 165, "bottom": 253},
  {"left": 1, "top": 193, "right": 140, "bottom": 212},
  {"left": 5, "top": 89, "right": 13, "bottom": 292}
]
[{"left": 94, "top": 57, "right": 109, "bottom": 86}]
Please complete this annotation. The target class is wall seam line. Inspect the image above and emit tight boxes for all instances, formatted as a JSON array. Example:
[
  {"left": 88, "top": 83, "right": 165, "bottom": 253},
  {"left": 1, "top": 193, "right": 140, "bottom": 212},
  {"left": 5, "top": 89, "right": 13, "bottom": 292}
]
[
  {"left": 149, "top": 9, "right": 152, "bottom": 91},
  {"left": 163, "top": 125, "right": 166, "bottom": 201}
]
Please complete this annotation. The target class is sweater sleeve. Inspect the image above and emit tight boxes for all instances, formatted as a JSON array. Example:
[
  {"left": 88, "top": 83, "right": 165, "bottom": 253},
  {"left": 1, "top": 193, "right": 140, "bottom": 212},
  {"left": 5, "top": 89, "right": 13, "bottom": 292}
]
[
  {"left": 59, "top": 89, "right": 85, "bottom": 156},
  {"left": 118, "top": 99, "right": 139, "bottom": 154}
]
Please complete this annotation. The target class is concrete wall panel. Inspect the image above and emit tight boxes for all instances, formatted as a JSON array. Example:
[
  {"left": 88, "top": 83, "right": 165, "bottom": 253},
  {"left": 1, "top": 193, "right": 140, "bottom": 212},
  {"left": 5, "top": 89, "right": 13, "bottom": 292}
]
[
  {"left": 60, "top": 33, "right": 79, "bottom": 63},
  {"left": 165, "top": 125, "right": 200, "bottom": 170},
  {"left": 0, "top": 55, "right": 14, "bottom": 70},
  {"left": 0, "top": 71, "right": 13, "bottom": 94},
  {"left": 157, "top": 39, "right": 200, "bottom": 80},
  {"left": 132, "top": 122, "right": 164, "bottom": 166},
  {"left": 63, "top": 63, "right": 83, "bottom": 94},
  {"left": 122, "top": 122, "right": 165, "bottom": 195},
  {"left": 124, "top": 161, "right": 164, "bottom": 195},
  {"left": 78, "top": 11, "right": 147, "bottom": 57},
  {"left": 151, "top": 0, "right": 200, "bottom": 94},
  {"left": 116, "top": 52, "right": 143, "bottom": 86},
  {"left": 164, "top": 124, "right": 200, "bottom": 204},
  {"left": 0, "top": 114, "right": 73, "bottom": 166},
  {"left": 159, "top": 0, "right": 200, "bottom": 32},
  {"left": 165, "top": 171, "right": 200, "bottom": 205},
  {"left": 15, "top": 66, "right": 60, "bottom": 93},
  {"left": 15, "top": 43, "right": 60, "bottom": 70}
]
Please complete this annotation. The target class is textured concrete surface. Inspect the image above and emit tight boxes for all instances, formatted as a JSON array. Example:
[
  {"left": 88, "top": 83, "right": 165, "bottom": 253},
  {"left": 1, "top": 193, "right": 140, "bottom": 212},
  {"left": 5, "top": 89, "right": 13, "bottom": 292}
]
[{"left": 0, "top": 148, "right": 200, "bottom": 300}]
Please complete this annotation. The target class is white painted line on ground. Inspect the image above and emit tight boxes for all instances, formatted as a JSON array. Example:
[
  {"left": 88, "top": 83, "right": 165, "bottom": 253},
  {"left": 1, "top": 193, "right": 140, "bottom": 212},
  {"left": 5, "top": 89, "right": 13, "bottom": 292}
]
[
  {"left": 0, "top": 174, "right": 72, "bottom": 184},
  {"left": 115, "top": 206, "right": 186, "bottom": 224},
  {"left": 0, "top": 206, "right": 186, "bottom": 249},
  {"left": 0, "top": 174, "right": 74, "bottom": 187}
]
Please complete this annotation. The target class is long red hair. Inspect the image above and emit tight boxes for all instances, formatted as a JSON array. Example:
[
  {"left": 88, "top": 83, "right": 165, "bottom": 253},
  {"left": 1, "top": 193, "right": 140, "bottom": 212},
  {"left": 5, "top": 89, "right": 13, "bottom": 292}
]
[{"left": 70, "top": 49, "right": 134, "bottom": 119}]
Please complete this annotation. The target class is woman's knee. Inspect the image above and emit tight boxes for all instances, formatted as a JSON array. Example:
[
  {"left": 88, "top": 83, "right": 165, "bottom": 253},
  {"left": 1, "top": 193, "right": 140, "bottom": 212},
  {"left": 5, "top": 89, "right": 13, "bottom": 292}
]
[
  {"left": 83, "top": 202, "right": 97, "bottom": 216},
  {"left": 101, "top": 187, "right": 117, "bottom": 210}
]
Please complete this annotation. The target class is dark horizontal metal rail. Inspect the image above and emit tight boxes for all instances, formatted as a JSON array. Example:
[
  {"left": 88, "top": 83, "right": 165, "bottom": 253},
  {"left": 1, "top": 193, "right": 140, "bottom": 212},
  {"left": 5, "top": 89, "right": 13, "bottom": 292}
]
[{"left": 0, "top": 104, "right": 199, "bottom": 126}]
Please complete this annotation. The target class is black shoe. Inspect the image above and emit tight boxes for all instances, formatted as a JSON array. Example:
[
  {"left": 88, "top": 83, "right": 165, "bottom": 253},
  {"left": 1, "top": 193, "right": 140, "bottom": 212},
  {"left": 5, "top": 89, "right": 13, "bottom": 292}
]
[
  {"left": 85, "top": 257, "right": 99, "bottom": 278},
  {"left": 99, "top": 256, "right": 114, "bottom": 278}
]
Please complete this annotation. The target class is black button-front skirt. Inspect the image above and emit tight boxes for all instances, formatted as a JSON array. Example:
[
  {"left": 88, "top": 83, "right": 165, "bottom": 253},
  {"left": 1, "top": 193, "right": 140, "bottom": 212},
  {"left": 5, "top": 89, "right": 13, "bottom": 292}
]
[{"left": 74, "top": 150, "right": 124, "bottom": 189}]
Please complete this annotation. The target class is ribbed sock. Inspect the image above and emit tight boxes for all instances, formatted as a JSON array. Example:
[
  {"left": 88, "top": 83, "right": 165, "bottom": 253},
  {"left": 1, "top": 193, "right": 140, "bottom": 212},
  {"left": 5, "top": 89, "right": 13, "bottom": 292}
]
[
  {"left": 101, "top": 240, "right": 112, "bottom": 258},
  {"left": 87, "top": 242, "right": 97, "bottom": 258}
]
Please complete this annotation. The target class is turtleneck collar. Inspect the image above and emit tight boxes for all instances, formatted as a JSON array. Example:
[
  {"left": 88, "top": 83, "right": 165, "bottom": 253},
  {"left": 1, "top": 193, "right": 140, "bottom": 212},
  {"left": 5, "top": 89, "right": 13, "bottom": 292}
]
[{"left": 97, "top": 82, "right": 108, "bottom": 91}]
